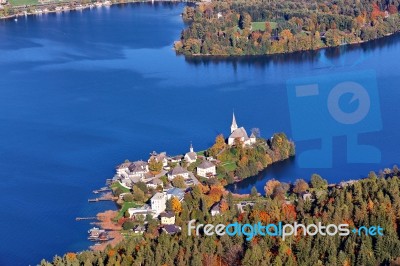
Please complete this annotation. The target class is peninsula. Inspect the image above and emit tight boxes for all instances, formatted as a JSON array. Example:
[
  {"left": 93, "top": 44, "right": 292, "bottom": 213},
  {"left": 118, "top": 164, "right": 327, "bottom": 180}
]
[
  {"left": 175, "top": 0, "right": 400, "bottom": 56},
  {"left": 76, "top": 112, "right": 295, "bottom": 250}
]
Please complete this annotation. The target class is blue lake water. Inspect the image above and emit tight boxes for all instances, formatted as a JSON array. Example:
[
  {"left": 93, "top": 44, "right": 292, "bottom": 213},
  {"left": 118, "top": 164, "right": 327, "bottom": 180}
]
[{"left": 0, "top": 3, "right": 400, "bottom": 265}]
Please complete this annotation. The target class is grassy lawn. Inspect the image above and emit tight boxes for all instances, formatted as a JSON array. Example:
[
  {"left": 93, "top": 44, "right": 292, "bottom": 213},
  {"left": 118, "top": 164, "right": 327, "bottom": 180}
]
[
  {"left": 9, "top": 0, "right": 39, "bottom": 6},
  {"left": 116, "top": 201, "right": 139, "bottom": 220},
  {"left": 111, "top": 181, "right": 131, "bottom": 194},
  {"left": 251, "top": 21, "right": 278, "bottom": 31},
  {"left": 220, "top": 161, "right": 237, "bottom": 172},
  {"left": 196, "top": 150, "right": 206, "bottom": 156}
]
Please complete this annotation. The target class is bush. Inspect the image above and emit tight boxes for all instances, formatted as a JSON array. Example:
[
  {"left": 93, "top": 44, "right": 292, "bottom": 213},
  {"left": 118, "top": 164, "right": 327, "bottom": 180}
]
[{"left": 122, "top": 220, "right": 136, "bottom": 230}]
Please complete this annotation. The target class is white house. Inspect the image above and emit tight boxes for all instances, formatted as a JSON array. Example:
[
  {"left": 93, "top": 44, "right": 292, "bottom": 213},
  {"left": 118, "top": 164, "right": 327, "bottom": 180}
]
[
  {"left": 197, "top": 160, "right": 216, "bottom": 178},
  {"left": 150, "top": 192, "right": 166, "bottom": 215},
  {"left": 167, "top": 165, "right": 189, "bottom": 181},
  {"left": 116, "top": 161, "right": 131, "bottom": 178},
  {"left": 128, "top": 160, "right": 149, "bottom": 181},
  {"left": 128, "top": 205, "right": 157, "bottom": 219},
  {"left": 160, "top": 212, "right": 175, "bottom": 225},
  {"left": 228, "top": 112, "right": 256, "bottom": 146},
  {"left": 184, "top": 143, "right": 197, "bottom": 164}
]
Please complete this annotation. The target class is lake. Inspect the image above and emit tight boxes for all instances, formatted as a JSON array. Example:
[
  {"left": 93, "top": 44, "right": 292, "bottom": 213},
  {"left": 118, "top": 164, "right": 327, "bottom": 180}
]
[{"left": 0, "top": 3, "right": 399, "bottom": 265}]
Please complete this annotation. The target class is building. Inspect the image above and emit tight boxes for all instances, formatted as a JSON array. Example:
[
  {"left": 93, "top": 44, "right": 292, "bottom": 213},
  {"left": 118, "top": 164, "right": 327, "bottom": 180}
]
[
  {"left": 162, "top": 224, "right": 181, "bottom": 235},
  {"left": 148, "top": 151, "right": 168, "bottom": 167},
  {"left": 116, "top": 161, "right": 131, "bottom": 178},
  {"left": 133, "top": 225, "right": 146, "bottom": 234},
  {"left": 197, "top": 160, "right": 216, "bottom": 178},
  {"left": 184, "top": 143, "right": 197, "bottom": 164},
  {"left": 301, "top": 192, "right": 313, "bottom": 201},
  {"left": 150, "top": 192, "right": 166, "bottom": 215},
  {"left": 228, "top": 112, "right": 256, "bottom": 146},
  {"left": 167, "top": 165, "right": 189, "bottom": 181},
  {"left": 128, "top": 205, "right": 157, "bottom": 219},
  {"left": 169, "top": 155, "right": 183, "bottom": 164},
  {"left": 160, "top": 212, "right": 175, "bottom": 225},
  {"left": 128, "top": 160, "right": 149, "bottom": 181},
  {"left": 210, "top": 203, "right": 221, "bottom": 216},
  {"left": 165, "top": 187, "right": 185, "bottom": 201},
  {"left": 236, "top": 201, "right": 255, "bottom": 213},
  {"left": 146, "top": 178, "right": 163, "bottom": 189},
  {"left": 115, "top": 160, "right": 149, "bottom": 185}
]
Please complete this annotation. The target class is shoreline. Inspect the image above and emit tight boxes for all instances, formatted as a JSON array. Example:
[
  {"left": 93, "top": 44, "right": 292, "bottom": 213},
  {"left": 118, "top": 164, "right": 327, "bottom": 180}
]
[
  {"left": 0, "top": 0, "right": 194, "bottom": 21},
  {"left": 175, "top": 31, "right": 400, "bottom": 58}
]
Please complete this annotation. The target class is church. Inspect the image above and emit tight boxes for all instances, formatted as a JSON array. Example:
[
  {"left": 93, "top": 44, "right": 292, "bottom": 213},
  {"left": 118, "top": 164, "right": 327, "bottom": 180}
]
[{"left": 228, "top": 112, "right": 256, "bottom": 146}]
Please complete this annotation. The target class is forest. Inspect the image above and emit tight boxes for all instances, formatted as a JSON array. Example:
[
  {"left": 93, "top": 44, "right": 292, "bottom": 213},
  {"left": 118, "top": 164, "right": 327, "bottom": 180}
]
[
  {"left": 175, "top": 0, "right": 400, "bottom": 56},
  {"left": 41, "top": 169, "right": 400, "bottom": 266},
  {"left": 207, "top": 132, "right": 295, "bottom": 184}
]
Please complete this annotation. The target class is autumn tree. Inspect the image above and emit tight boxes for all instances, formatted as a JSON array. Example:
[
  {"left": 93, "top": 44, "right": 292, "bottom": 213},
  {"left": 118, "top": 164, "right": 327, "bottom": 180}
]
[
  {"left": 310, "top": 174, "right": 328, "bottom": 189},
  {"left": 171, "top": 197, "right": 182, "bottom": 213},
  {"left": 239, "top": 12, "right": 252, "bottom": 30},
  {"left": 132, "top": 185, "right": 145, "bottom": 202},
  {"left": 264, "top": 179, "right": 281, "bottom": 196},
  {"left": 148, "top": 158, "right": 163, "bottom": 175},
  {"left": 293, "top": 179, "right": 309, "bottom": 194},
  {"left": 209, "top": 134, "right": 226, "bottom": 157},
  {"left": 172, "top": 175, "right": 186, "bottom": 189}
]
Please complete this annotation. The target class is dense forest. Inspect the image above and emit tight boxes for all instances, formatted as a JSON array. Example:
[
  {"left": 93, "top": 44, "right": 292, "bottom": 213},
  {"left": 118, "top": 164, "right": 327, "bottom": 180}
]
[
  {"left": 41, "top": 170, "right": 400, "bottom": 265},
  {"left": 175, "top": 0, "right": 400, "bottom": 56}
]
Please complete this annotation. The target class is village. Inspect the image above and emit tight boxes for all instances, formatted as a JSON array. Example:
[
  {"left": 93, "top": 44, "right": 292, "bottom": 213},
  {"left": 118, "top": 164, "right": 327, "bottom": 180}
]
[{"left": 86, "top": 113, "right": 268, "bottom": 245}]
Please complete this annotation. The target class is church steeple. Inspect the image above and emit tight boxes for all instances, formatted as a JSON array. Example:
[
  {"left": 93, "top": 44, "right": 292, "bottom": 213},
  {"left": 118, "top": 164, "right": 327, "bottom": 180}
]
[
  {"left": 189, "top": 142, "right": 194, "bottom": 153},
  {"left": 231, "top": 111, "right": 238, "bottom": 133}
]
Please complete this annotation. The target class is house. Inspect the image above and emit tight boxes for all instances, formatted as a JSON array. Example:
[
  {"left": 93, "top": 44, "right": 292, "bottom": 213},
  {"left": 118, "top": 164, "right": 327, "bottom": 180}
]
[
  {"left": 128, "top": 205, "right": 157, "bottom": 219},
  {"left": 148, "top": 151, "right": 168, "bottom": 167},
  {"left": 150, "top": 192, "right": 166, "bottom": 215},
  {"left": 184, "top": 143, "right": 197, "bottom": 164},
  {"left": 160, "top": 212, "right": 175, "bottom": 225},
  {"left": 301, "top": 192, "right": 313, "bottom": 201},
  {"left": 128, "top": 160, "right": 149, "bottom": 181},
  {"left": 210, "top": 203, "right": 221, "bottom": 216},
  {"left": 162, "top": 224, "right": 181, "bottom": 235},
  {"left": 228, "top": 112, "right": 256, "bottom": 146},
  {"left": 116, "top": 161, "right": 131, "bottom": 178},
  {"left": 146, "top": 178, "right": 163, "bottom": 189},
  {"left": 165, "top": 187, "right": 185, "bottom": 202},
  {"left": 169, "top": 155, "right": 183, "bottom": 164},
  {"left": 133, "top": 225, "right": 146, "bottom": 234},
  {"left": 236, "top": 201, "right": 255, "bottom": 213},
  {"left": 197, "top": 160, "right": 216, "bottom": 178},
  {"left": 167, "top": 165, "right": 189, "bottom": 181}
]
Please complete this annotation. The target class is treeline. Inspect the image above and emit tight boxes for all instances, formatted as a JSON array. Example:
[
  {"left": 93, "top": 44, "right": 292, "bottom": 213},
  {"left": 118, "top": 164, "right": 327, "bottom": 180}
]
[
  {"left": 40, "top": 170, "right": 400, "bottom": 265},
  {"left": 175, "top": 0, "right": 400, "bottom": 56},
  {"left": 207, "top": 132, "right": 295, "bottom": 184}
]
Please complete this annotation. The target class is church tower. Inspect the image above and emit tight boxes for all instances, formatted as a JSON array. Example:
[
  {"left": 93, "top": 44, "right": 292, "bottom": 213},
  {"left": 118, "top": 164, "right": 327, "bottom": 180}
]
[
  {"left": 189, "top": 142, "right": 194, "bottom": 153},
  {"left": 231, "top": 112, "right": 238, "bottom": 133}
]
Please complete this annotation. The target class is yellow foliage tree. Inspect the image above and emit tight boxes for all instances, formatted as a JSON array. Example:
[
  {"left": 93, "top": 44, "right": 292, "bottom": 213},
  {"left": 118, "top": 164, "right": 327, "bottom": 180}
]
[{"left": 171, "top": 197, "right": 182, "bottom": 213}]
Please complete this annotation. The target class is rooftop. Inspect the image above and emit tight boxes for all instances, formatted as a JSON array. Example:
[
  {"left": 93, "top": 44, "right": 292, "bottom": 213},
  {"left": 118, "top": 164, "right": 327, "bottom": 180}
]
[{"left": 197, "top": 160, "right": 215, "bottom": 169}]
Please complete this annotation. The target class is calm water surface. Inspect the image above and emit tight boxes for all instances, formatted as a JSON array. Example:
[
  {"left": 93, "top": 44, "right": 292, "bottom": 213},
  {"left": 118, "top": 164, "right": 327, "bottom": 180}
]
[{"left": 0, "top": 3, "right": 399, "bottom": 265}]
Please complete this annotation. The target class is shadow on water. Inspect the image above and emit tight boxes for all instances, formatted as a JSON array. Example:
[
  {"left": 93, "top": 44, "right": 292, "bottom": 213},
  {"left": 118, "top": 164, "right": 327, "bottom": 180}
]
[{"left": 226, "top": 157, "right": 297, "bottom": 194}]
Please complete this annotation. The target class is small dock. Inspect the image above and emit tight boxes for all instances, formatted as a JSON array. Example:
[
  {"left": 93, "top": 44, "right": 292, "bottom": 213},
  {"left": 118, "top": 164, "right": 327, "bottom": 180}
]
[
  {"left": 93, "top": 187, "right": 111, "bottom": 194},
  {"left": 76, "top": 217, "right": 97, "bottom": 221},
  {"left": 88, "top": 193, "right": 116, "bottom": 203}
]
